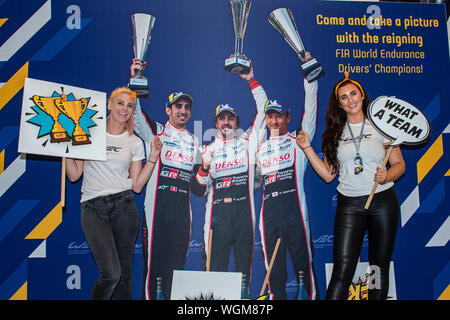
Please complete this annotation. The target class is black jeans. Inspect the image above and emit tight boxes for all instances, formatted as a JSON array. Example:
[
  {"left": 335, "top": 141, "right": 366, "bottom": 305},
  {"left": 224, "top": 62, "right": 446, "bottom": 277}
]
[
  {"left": 326, "top": 187, "right": 400, "bottom": 300},
  {"left": 81, "top": 190, "right": 139, "bottom": 300}
]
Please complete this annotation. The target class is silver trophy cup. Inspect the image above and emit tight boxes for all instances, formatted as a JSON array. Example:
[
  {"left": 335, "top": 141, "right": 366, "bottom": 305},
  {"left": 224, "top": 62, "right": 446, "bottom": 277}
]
[
  {"left": 268, "top": 8, "right": 324, "bottom": 82},
  {"left": 129, "top": 13, "right": 156, "bottom": 97},
  {"left": 224, "top": 0, "right": 251, "bottom": 74}
]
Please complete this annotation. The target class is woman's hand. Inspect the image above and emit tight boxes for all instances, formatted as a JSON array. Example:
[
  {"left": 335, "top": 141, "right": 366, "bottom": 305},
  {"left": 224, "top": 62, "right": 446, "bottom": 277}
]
[
  {"left": 149, "top": 136, "right": 163, "bottom": 162},
  {"left": 296, "top": 130, "right": 337, "bottom": 183},
  {"left": 374, "top": 166, "right": 388, "bottom": 184},
  {"left": 374, "top": 146, "right": 405, "bottom": 184},
  {"left": 65, "top": 158, "right": 84, "bottom": 182},
  {"left": 131, "top": 137, "right": 162, "bottom": 194},
  {"left": 296, "top": 130, "right": 311, "bottom": 150}
]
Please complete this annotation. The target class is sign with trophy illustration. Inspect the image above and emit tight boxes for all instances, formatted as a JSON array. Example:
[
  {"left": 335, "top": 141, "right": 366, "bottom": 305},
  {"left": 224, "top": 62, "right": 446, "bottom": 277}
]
[{"left": 18, "top": 78, "right": 106, "bottom": 161}]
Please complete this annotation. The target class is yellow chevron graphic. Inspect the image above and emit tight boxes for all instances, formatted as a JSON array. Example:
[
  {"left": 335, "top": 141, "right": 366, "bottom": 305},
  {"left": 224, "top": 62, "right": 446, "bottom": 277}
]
[
  {"left": 0, "top": 18, "right": 7, "bottom": 28},
  {"left": 25, "top": 202, "right": 62, "bottom": 239},
  {"left": 9, "top": 281, "right": 27, "bottom": 300},
  {"left": 0, "top": 149, "right": 4, "bottom": 174},
  {"left": 445, "top": 169, "right": 450, "bottom": 176},
  {"left": 0, "top": 61, "right": 28, "bottom": 111},
  {"left": 417, "top": 135, "right": 443, "bottom": 184},
  {"left": 438, "top": 284, "right": 450, "bottom": 300}
]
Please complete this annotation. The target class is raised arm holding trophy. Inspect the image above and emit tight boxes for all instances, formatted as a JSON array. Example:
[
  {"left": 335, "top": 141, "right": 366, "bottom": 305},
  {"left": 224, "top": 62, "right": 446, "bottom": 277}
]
[
  {"left": 128, "top": 13, "right": 155, "bottom": 97},
  {"left": 268, "top": 8, "right": 325, "bottom": 82},
  {"left": 224, "top": 0, "right": 251, "bottom": 74}
]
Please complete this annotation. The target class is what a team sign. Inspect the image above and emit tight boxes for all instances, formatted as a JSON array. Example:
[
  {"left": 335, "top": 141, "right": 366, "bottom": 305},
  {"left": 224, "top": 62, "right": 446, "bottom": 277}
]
[{"left": 367, "top": 96, "right": 431, "bottom": 146}]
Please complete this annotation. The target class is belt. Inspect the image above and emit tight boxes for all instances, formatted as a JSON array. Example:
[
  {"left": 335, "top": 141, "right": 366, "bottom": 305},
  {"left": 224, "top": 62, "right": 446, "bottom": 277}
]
[{"left": 85, "top": 189, "right": 132, "bottom": 204}]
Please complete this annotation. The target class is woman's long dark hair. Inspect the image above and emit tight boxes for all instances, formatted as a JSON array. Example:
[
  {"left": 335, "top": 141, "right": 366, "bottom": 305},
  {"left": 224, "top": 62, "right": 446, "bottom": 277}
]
[{"left": 321, "top": 79, "right": 371, "bottom": 174}]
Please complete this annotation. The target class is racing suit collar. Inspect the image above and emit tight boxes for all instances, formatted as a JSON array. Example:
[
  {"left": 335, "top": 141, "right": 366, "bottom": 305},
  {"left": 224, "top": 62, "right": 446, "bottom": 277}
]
[
  {"left": 215, "top": 135, "right": 237, "bottom": 142},
  {"left": 269, "top": 131, "right": 289, "bottom": 140},
  {"left": 167, "top": 120, "right": 187, "bottom": 132}
]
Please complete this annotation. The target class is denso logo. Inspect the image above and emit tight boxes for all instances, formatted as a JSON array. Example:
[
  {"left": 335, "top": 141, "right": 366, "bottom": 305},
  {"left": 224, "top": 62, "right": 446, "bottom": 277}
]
[
  {"left": 161, "top": 168, "right": 179, "bottom": 179},
  {"left": 215, "top": 157, "right": 245, "bottom": 170},
  {"left": 262, "top": 153, "right": 290, "bottom": 168},
  {"left": 165, "top": 150, "right": 193, "bottom": 163},
  {"left": 216, "top": 177, "right": 232, "bottom": 189}
]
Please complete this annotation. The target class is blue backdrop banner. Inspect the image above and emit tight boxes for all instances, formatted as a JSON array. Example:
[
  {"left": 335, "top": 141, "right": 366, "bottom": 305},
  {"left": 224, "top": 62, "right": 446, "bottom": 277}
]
[{"left": 0, "top": 0, "right": 448, "bottom": 300}]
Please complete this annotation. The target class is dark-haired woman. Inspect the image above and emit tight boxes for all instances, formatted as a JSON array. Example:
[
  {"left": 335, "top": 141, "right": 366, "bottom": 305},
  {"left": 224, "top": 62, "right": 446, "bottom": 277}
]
[{"left": 296, "top": 72, "right": 405, "bottom": 300}]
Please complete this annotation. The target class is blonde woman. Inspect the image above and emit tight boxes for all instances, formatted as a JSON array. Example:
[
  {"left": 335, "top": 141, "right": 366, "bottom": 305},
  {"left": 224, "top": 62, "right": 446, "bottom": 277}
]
[{"left": 66, "top": 87, "right": 162, "bottom": 299}]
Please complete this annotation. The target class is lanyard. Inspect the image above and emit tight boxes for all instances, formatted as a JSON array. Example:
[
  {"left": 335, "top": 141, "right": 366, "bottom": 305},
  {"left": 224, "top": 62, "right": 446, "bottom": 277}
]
[{"left": 346, "top": 119, "right": 365, "bottom": 157}]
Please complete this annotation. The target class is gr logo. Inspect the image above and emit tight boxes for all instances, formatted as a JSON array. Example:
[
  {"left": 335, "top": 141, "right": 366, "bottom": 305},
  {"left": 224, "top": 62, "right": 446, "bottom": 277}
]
[
  {"left": 216, "top": 177, "right": 231, "bottom": 189},
  {"left": 66, "top": 265, "right": 81, "bottom": 290},
  {"left": 264, "top": 173, "right": 277, "bottom": 185},
  {"left": 161, "top": 168, "right": 179, "bottom": 179}
]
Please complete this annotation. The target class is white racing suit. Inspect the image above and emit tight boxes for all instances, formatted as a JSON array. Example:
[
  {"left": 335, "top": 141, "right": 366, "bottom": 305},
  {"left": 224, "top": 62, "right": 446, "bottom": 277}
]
[
  {"left": 191, "top": 79, "right": 267, "bottom": 286},
  {"left": 256, "top": 79, "right": 319, "bottom": 300},
  {"left": 133, "top": 100, "right": 201, "bottom": 300}
]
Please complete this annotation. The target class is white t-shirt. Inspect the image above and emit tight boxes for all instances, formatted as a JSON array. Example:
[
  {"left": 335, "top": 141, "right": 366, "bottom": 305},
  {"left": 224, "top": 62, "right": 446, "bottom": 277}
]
[
  {"left": 81, "top": 131, "right": 145, "bottom": 202},
  {"left": 336, "top": 119, "right": 393, "bottom": 197}
]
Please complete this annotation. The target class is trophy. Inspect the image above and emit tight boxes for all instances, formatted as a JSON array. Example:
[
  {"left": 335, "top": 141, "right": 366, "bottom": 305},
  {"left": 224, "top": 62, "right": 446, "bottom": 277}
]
[
  {"left": 32, "top": 95, "right": 71, "bottom": 143},
  {"left": 268, "top": 8, "right": 325, "bottom": 82},
  {"left": 224, "top": 0, "right": 251, "bottom": 74},
  {"left": 129, "top": 13, "right": 156, "bottom": 97},
  {"left": 55, "top": 98, "right": 91, "bottom": 145}
]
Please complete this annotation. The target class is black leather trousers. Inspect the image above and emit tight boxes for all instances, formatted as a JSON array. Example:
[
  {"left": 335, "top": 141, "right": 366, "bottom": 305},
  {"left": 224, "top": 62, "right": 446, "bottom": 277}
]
[{"left": 326, "top": 187, "right": 400, "bottom": 300}]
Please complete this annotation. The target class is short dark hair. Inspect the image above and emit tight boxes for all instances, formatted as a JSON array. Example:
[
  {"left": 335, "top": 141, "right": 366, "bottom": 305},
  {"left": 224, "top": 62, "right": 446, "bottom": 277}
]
[{"left": 214, "top": 111, "right": 240, "bottom": 128}]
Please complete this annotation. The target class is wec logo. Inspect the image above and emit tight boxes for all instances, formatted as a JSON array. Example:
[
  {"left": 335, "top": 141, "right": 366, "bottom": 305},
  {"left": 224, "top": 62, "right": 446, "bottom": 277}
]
[
  {"left": 314, "top": 234, "right": 334, "bottom": 248},
  {"left": 106, "top": 146, "right": 122, "bottom": 153}
]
